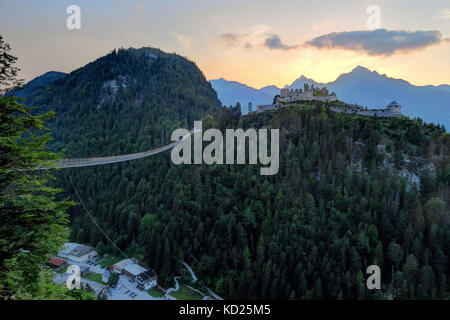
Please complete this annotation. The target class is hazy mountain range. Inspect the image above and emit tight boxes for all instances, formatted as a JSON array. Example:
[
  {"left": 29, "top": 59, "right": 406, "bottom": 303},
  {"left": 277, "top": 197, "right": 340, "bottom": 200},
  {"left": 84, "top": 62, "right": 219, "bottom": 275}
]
[
  {"left": 11, "top": 71, "right": 66, "bottom": 99},
  {"left": 210, "top": 66, "right": 450, "bottom": 130},
  {"left": 13, "top": 66, "right": 450, "bottom": 130},
  {"left": 208, "top": 78, "right": 280, "bottom": 110}
]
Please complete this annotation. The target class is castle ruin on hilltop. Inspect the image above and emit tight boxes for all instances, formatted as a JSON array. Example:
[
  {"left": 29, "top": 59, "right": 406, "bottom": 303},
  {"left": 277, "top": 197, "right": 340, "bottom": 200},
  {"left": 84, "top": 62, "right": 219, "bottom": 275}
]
[
  {"left": 256, "top": 84, "right": 337, "bottom": 112},
  {"left": 279, "top": 83, "right": 338, "bottom": 104},
  {"left": 255, "top": 85, "right": 402, "bottom": 118}
]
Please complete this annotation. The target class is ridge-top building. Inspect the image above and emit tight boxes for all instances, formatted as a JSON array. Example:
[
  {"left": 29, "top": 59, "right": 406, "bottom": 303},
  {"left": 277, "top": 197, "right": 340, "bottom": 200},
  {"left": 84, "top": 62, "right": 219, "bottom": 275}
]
[{"left": 386, "top": 101, "right": 402, "bottom": 113}]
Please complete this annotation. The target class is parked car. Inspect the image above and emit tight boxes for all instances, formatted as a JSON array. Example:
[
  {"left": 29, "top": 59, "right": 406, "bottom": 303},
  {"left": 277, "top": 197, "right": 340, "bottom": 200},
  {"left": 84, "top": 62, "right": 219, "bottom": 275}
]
[{"left": 114, "top": 284, "right": 122, "bottom": 290}]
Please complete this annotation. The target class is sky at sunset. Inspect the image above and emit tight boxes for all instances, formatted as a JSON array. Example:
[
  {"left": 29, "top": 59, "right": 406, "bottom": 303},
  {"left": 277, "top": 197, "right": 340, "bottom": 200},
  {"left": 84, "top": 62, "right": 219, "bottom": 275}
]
[{"left": 1, "top": 0, "right": 449, "bottom": 88}]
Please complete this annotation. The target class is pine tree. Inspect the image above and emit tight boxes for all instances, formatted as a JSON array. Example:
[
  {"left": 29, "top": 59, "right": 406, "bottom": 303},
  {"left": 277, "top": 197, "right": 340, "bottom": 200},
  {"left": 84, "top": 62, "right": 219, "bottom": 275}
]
[
  {"left": 0, "top": 35, "right": 23, "bottom": 94},
  {"left": 0, "top": 35, "right": 73, "bottom": 299}
]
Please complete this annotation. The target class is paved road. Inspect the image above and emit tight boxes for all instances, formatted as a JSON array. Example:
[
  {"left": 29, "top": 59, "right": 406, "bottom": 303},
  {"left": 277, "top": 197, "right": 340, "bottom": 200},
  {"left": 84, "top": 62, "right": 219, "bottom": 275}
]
[
  {"left": 182, "top": 261, "right": 197, "bottom": 282},
  {"left": 53, "top": 271, "right": 106, "bottom": 296},
  {"left": 182, "top": 261, "right": 223, "bottom": 300},
  {"left": 165, "top": 276, "right": 180, "bottom": 295}
]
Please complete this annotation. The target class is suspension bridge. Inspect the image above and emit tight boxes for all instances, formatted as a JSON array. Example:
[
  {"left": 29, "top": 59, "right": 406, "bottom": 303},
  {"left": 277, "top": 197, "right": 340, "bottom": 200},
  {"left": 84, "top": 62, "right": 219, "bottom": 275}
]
[{"left": 37, "top": 128, "right": 196, "bottom": 170}]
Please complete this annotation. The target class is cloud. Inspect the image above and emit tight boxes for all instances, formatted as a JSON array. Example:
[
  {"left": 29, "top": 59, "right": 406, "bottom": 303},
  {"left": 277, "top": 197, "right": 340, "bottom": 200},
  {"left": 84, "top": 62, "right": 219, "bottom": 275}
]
[
  {"left": 304, "top": 29, "right": 444, "bottom": 56},
  {"left": 221, "top": 31, "right": 296, "bottom": 50},
  {"left": 220, "top": 25, "right": 271, "bottom": 50},
  {"left": 169, "top": 30, "right": 191, "bottom": 48},
  {"left": 263, "top": 34, "right": 298, "bottom": 50},
  {"left": 221, "top": 28, "right": 448, "bottom": 56},
  {"left": 220, "top": 33, "right": 246, "bottom": 47},
  {"left": 434, "top": 8, "right": 450, "bottom": 20}
]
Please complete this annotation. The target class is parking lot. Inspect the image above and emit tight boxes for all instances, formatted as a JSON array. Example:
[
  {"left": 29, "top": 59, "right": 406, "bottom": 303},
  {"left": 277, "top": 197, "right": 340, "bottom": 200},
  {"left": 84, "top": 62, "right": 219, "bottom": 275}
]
[{"left": 83, "top": 258, "right": 107, "bottom": 273}]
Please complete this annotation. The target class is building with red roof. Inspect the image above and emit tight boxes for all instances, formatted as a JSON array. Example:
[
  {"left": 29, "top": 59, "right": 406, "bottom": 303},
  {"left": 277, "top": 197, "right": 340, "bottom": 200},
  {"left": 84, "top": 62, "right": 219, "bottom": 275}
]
[{"left": 48, "top": 257, "right": 67, "bottom": 268}]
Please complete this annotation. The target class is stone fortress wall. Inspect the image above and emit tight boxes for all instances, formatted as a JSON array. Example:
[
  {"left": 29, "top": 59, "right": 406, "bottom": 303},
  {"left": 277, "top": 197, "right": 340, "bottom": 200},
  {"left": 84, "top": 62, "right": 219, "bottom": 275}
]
[
  {"left": 330, "top": 101, "right": 402, "bottom": 118},
  {"left": 278, "top": 84, "right": 337, "bottom": 103}
]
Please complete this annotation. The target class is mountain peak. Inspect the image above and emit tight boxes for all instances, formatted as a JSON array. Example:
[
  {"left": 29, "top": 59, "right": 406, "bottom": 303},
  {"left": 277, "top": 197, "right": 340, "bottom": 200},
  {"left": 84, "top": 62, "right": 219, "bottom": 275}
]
[
  {"left": 351, "top": 66, "right": 372, "bottom": 74},
  {"left": 286, "top": 74, "right": 317, "bottom": 89}
]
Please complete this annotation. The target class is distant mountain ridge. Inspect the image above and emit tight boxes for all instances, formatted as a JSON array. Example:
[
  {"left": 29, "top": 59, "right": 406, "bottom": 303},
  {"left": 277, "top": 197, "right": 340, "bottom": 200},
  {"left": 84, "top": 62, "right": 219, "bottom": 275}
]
[
  {"left": 11, "top": 71, "right": 66, "bottom": 99},
  {"left": 210, "top": 78, "right": 279, "bottom": 110},
  {"left": 211, "top": 66, "right": 450, "bottom": 130}
]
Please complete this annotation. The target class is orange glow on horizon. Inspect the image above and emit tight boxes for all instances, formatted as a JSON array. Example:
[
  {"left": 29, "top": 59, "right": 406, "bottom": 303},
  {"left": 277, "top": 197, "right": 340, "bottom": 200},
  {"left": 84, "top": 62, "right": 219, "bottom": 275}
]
[{"left": 201, "top": 44, "right": 450, "bottom": 89}]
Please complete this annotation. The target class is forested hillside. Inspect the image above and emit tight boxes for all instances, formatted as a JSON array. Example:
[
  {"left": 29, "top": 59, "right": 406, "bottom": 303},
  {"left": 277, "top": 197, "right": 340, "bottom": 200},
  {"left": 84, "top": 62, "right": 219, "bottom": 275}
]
[
  {"left": 29, "top": 47, "right": 221, "bottom": 156},
  {"left": 24, "top": 48, "right": 450, "bottom": 300}
]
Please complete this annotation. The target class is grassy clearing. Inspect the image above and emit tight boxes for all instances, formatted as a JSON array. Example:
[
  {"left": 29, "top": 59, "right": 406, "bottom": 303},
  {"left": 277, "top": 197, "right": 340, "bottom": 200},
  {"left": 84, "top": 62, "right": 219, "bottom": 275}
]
[
  {"left": 83, "top": 272, "right": 104, "bottom": 284},
  {"left": 148, "top": 287, "right": 164, "bottom": 298},
  {"left": 169, "top": 285, "right": 204, "bottom": 300},
  {"left": 98, "top": 256, "right": 122, "bottom": 268}
]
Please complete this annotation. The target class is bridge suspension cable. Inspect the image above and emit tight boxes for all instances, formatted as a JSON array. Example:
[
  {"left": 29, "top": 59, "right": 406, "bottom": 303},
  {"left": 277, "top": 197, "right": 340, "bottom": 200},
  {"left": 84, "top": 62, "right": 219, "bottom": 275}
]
[
  {"left": 66, "top": 171, "right": 130, "bottom": 260},
  {"left": 37, "top": 128, "right": 195, "bottom": 170}
]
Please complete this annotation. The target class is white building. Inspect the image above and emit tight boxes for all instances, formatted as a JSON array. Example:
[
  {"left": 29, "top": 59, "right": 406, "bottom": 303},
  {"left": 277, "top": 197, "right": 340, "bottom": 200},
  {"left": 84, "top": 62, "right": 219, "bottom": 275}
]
[
  {"left": 136, "top": 270, "right": 158, "bottom": 291},
  {"left": 58, "top": 243, "right": 97, "bottom": 263}
]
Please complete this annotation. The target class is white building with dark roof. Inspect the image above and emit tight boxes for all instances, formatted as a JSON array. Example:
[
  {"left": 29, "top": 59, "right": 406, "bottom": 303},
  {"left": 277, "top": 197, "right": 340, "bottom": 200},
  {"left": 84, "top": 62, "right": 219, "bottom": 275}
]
[{"left": 136, "top": 269, "right": 158, "bottom": 290}]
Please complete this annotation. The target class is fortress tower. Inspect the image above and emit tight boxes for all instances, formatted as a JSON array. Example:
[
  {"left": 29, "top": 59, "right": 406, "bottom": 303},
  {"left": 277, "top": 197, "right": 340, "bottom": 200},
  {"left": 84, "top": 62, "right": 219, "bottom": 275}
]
[{"left": 386, "top": 101, "right": 402, "bottom": 114}]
